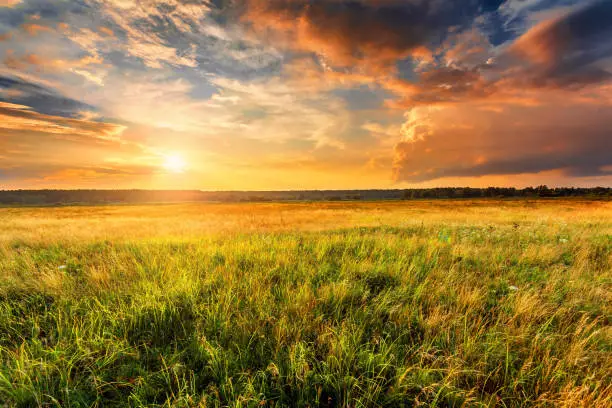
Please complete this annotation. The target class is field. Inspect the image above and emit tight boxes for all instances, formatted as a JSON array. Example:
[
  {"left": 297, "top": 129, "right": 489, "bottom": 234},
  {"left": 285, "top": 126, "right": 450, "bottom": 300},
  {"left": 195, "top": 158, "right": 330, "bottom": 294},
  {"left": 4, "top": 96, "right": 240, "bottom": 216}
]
[{"left": 0, "top": 200, "right": 610, "bottom": 407}]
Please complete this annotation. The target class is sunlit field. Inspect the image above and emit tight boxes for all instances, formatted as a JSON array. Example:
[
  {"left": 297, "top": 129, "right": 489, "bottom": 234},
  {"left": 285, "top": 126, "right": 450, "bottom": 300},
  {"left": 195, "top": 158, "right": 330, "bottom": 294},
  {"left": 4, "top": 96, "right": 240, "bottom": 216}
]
[{"left": 1, "top": 200, "right": 611, "bottom": 407}]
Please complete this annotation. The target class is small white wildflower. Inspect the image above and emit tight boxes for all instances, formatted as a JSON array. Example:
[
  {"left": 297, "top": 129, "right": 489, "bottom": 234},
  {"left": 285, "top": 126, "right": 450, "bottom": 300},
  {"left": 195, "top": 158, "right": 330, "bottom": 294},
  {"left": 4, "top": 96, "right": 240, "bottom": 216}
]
[
  {"left": 509, "top": 285, "right": 519, "bottom": 291},
  {"left": 58, "top": 265, "right": 67, "bottom": 270}
]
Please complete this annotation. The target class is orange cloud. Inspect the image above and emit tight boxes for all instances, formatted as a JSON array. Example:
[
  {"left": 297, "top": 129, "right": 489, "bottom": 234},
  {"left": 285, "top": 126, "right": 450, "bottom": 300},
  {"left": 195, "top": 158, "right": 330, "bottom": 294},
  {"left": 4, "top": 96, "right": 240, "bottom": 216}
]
[
  {"left": 22, "top": 23, "right": 53, "bottom": 36},
  {"left": 392, "top": 96, "right": 612, "bottom": 183},
  {"left": 509, "top": 17, "right": 565, "bottom": 65},
  {"left": 3, "top": 50, "right": 104, "bottom": 80},
  {"left": 0, "top": 102, "right": 125, "bottom": 141},
  {"left": 98, "top": 26, "right": 115, "bottom": 37},
  {"left": 0, "top": 0, "right": 21, "bottom": 8}
]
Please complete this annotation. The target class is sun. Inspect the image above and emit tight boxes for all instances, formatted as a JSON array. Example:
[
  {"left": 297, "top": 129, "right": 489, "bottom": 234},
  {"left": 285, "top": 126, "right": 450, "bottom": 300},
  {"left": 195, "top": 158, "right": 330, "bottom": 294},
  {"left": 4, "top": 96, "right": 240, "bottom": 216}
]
[{"left": 162, "top": 154, "right": 187, "bottom": 174}]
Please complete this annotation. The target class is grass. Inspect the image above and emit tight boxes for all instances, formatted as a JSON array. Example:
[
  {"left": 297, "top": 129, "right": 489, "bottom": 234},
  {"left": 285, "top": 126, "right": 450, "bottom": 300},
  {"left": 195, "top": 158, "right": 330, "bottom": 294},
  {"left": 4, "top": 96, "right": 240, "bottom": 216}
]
[{"left": 0, "top": 200, "right": 610, "bottom": 407}]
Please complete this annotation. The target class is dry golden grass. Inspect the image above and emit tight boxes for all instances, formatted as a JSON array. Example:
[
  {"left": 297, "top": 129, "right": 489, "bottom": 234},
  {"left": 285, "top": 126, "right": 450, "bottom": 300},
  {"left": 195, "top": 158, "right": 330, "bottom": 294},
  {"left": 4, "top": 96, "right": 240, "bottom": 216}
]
[
  {"left": 2, "top": 199, "right": 611, "bottom": 242},
  {"left": 0, "top": 199, "right": 610, "bottom": 407}
]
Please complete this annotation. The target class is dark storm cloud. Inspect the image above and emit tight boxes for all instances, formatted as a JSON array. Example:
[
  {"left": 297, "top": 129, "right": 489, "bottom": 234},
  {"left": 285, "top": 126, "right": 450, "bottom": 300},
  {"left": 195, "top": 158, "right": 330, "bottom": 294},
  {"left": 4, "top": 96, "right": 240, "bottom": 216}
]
[
  {"left": 393, "top": 104, "right": 612, "bottom": 182},
  {"left": 387, "top": 0, "right": 612, "bottom": 109},
  {"left": 243, "top": 0, "right": 508, "bottom": 69},
  {"left": 395, "top": 146, "right": 612, "bottom": 182},
  {"left": 507, "top": 0, "right": 612, "bottom": 88}
]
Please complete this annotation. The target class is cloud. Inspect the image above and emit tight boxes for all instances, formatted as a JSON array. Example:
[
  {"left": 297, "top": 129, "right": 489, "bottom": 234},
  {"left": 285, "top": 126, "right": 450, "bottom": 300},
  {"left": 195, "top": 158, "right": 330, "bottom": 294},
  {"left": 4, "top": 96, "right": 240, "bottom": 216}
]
[
  {"left": 386, "top": 2, "right": 612, "bottom": 183},
  {"left": 70, "top": 68, "right": 105, "bottom": 86},
  {"left": 0, "top": 100, "right": 150, "bottom": 187},
  {"left": 0, "top": 0, "right": 22, "bottom": 8},
  {"left": 505, "top": 0, "right": 612, "bottom": 88},
  {"left": 87, "top": 0, "right": 208, "bottom": 69},
  {"left": 75, "top": 66, "right": 353, "bottom": 150},
  {"left": 21, "top": 23, "right": 52, "bottom": 36},
  {"left": 206, "top": 75, "right": 351, "bottom": 149},
  {"left": 237, "top": 0, "right": 611, "bottom": 115},
  {"left": 0, "top": 101, "right": 125, "bottom": 141},
  {"left": 382, "top": 1, "right": 612, "bottom": 110},
  {"left": 440, "top": 27, "right": 492, "bottom": 69},
  {"left": 0, "top": 75, "right": 97, "bottom": 117},
  {"left": 2, "top": 0, "right": 612, "bottom": 188},
  {"left": 0, "top": 94, "right": 157, "bottom": 188},
  {"left": 242, "top": 0, "right": 506, "bottom": 73},
  {"left": 0, "top": 1, "right": 210, "bottom": 72},
  {"left": 3, "top": 49, "right": 104, "bottom": 75},
  {"left": 76, "top": 73, "right": 216, "bottom": 133},
  {"left": 393, "top": 99, "right": 612, "bottom": 182},
  {"left": 1, "top": 163, "right": 160, "bottom": 185}
]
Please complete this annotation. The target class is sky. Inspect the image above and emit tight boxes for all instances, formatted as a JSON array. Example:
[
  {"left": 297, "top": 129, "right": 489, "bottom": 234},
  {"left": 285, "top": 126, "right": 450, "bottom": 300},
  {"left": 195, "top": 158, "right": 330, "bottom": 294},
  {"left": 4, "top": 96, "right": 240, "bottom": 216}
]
[{"left": 0, "top": 0, "right": 611, "bottom": 190}]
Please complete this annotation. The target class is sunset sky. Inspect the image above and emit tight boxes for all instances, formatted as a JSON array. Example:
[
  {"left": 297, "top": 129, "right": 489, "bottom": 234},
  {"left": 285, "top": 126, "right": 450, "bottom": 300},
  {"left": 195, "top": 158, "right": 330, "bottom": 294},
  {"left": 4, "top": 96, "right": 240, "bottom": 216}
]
[{"left": 1, "top": 0, "right": 611, "bottom": 190}]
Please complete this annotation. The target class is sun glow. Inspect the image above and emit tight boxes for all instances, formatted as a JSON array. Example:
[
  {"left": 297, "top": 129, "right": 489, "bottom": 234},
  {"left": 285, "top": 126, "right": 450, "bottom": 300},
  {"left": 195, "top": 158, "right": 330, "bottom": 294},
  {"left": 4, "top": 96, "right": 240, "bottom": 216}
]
[{"left": 162, "top": 154, "right": 187, "bottom": 174}]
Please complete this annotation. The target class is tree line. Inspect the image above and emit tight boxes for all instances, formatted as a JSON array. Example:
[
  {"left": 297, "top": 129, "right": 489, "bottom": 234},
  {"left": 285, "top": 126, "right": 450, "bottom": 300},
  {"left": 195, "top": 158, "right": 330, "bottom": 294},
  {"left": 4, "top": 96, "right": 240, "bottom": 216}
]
[{"left": 0, "top": 186, "right": 610, "bottom": 205}]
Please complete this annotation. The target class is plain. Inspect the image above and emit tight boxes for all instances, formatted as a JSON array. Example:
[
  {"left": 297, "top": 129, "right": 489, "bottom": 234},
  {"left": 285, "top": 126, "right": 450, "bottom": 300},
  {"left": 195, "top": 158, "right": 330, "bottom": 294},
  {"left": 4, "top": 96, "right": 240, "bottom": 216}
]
[{"left": 0, "top": 200, "right": 610, "bottom": 407}]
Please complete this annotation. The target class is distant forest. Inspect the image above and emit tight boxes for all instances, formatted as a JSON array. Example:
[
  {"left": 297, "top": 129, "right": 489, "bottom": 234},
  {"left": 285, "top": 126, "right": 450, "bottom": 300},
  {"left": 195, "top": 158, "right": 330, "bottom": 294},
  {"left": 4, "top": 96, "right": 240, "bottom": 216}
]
[{"left": 0, "top": 187, "right": 611, "bottom": 205}]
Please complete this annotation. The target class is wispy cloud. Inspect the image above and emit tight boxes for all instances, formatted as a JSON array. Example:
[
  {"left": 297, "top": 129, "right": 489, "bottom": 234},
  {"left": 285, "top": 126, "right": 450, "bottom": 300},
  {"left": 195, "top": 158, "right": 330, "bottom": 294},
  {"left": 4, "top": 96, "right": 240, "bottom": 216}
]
[{"left": 0, "top": 101, "right": 124, "bottom": 140}]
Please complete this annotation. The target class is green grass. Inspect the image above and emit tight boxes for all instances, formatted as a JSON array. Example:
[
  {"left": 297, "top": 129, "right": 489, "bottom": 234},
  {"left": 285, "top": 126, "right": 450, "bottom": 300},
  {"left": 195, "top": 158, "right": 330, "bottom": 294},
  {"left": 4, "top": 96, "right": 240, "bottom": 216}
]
[{"left": 0, "top": 200, "right": 610, "bottom": 407}]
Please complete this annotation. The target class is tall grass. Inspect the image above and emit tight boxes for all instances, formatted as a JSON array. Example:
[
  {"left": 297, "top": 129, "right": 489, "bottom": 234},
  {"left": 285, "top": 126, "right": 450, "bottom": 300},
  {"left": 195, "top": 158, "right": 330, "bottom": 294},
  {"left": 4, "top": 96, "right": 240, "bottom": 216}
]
[{"left": 0, "top": 200, "right": 610, "bottom": 407}]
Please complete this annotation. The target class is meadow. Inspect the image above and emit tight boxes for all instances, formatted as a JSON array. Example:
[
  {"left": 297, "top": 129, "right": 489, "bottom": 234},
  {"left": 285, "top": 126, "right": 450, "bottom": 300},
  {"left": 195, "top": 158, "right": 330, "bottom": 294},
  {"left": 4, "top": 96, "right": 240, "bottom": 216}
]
[{"left": 0, "top": 200, "right": 610, "bottom": 407}]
